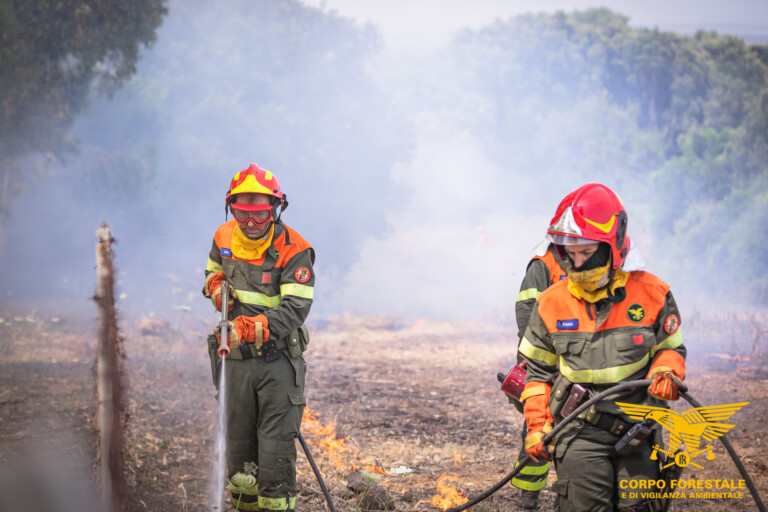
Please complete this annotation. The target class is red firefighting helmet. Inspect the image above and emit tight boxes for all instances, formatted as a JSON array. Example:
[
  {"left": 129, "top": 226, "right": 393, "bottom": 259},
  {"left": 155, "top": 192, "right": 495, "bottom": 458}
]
[
  {"left": 546, "top": 183, "right": 630, "bottom": 269},
  {"left": 225, "top": 164, "right": 288, "bottom": 223}
]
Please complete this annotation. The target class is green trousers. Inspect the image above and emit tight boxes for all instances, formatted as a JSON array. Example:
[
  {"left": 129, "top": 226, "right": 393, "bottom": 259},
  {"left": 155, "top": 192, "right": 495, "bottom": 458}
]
[
  {"left": 552, "top": 423, "right": 660, "bottom": 512},
  {"left": 511, "top": 421, "right": 551, "bottom": 492},
  {"left": 222, "top": 352, "right": 306, "bottom": 511}
]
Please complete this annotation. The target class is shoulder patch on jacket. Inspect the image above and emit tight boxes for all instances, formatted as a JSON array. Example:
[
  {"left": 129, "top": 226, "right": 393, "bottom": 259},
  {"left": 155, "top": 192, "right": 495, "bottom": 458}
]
[
  {"left": 220, "top": 248, "right": 232, "bottom": 258},
  {"left": 294, "top": 267, "right": 311, "bottom": 283},
  {"left": 663, "top": 314, "right": 680, "bottom": 334}
]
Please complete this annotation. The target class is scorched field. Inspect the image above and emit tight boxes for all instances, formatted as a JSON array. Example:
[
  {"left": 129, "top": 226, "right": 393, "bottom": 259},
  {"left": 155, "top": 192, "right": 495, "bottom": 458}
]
[{"left": 1, "top": 307, "right": 767, "bottom": 512}]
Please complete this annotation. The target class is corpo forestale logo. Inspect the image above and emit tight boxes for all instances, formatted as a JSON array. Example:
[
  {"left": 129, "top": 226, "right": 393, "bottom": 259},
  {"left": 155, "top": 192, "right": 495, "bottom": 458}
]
[
  {"left": 616, "top": 401, "right": 749, "bottom": 468},
  {"left": 615, "top": 401, "right": 751, "bottom": 502}
]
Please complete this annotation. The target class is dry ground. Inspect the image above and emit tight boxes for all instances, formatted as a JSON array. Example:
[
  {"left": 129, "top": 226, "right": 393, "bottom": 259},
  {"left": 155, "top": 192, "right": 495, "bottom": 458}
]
[{"left": 1, "top": 308, "right": 767, "bottom": 512}]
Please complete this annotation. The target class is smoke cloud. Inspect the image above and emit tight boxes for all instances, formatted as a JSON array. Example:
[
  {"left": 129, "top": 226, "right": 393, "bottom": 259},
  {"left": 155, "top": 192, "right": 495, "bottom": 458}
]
[{"left": 2, "top": 1, "right": 765, "bottom": 326}]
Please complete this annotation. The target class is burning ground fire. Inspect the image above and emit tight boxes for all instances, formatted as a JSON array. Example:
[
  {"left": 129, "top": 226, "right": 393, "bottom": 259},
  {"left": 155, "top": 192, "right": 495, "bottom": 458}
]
[
  {"left": 300, "top": 406, "right": 384, "bottom": 474},
  {"left": 301, "top": 406, "right": 470, "bottom": 509},
  {"left": 426, "top": 473, "right": 469, "bottom": 510},
  {"left": 301, "top": 406, "right": 358, "bottom": 467}
]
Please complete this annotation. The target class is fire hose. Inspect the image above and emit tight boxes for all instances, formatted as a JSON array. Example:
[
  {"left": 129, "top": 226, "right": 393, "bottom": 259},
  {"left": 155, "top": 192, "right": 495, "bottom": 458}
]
[
  {"left": 446, "top": 379, "right": 766, "bottom": 512},
  {"left": 298, "top": 432, "right": 338, "bottom": 512},
  {"left": 217, "top": 282, "right": 337, "bottom": 512}
]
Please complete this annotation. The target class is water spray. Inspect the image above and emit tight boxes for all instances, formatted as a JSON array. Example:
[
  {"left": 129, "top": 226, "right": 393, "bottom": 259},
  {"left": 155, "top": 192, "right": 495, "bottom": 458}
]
[
  {"left": 446, "top": 379, "right": 766, "bottom": 512},
  {"left": 210, "top": 282, "right": 230, "bottom": 511}
]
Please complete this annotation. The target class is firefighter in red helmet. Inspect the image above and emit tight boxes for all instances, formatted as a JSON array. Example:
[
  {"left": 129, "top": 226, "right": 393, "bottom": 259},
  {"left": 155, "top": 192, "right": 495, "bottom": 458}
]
[
  {"left": 203, "top": 163, "right": 315, "bottom": 511},
  {"left": 518, "top": 183, "right": 685, "bottom": 512}
]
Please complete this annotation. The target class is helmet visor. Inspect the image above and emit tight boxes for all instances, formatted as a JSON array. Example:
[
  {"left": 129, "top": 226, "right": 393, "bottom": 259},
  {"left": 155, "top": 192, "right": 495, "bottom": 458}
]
[{"left": 231, "top": 202, "right": 273, "bottom": 226}]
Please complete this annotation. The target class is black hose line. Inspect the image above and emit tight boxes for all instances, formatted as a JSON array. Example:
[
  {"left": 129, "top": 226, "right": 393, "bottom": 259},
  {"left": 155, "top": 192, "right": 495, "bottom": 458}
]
[
  {"left": 446, "top": 379, "right": 766, "bottom": 512},
  {"left": 679, "top": 390, "right": 766, "bottom": 512},
  {"left": 445, "top": 380, "right": 652, "bottom": 512},
  {"left": 298, "top": 432, "right": 338, "bottom": 512}
]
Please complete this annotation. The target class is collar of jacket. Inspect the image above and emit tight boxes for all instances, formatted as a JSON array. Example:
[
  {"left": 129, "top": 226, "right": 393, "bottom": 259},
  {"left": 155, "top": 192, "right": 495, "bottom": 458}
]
[
  {"left": 567, "top": 265, "right": 630, "bottom": 303},
  {"left": 232, "top": 223, "right": 275, "bottom": 261}
]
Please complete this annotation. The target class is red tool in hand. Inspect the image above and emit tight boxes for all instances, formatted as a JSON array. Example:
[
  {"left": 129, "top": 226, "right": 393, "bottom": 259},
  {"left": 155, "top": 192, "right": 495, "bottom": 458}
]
[{"left": 498, "top": 361, "right": 527, "bottom": 402}]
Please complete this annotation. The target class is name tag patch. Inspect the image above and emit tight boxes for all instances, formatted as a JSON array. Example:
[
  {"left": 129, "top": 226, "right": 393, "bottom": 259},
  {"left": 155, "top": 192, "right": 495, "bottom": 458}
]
[
  {"left": 556, "top": 319, "right": 579, "bottom": 330},
  {"left": 220, "top": 248, "right": 232, "bottom": 257}
]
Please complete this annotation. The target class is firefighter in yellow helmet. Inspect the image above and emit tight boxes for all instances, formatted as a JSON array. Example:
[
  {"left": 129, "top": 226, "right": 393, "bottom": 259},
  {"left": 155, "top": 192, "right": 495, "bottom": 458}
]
[
  {"left": 519, "top": 183, "right": 685, "bottom": 512},
  {"left": 202, "top": 164, "right": 315, "bottom": 511},
  {"left": 511, "top": 239, "right": 568, "bottom": 509}
]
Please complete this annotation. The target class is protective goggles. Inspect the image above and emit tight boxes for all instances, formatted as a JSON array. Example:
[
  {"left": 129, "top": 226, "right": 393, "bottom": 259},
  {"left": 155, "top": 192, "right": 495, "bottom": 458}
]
[{"left": 230, "top": 202, "right": 273, "bottom": 226}]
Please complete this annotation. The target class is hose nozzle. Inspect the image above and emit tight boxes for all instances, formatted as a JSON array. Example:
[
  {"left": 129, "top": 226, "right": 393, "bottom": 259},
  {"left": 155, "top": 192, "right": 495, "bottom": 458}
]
[{"left": 217, "top": 281, "right": 231, "bottom": 359}]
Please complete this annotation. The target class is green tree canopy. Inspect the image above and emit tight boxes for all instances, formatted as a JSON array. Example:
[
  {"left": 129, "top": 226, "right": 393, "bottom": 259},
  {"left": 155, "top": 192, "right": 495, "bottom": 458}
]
[
  {"left": 0, "top": 0, "right": 167, "bottom": 220},
  {"left": 447, "top": 9, "right": 768, "bottom": 303}
]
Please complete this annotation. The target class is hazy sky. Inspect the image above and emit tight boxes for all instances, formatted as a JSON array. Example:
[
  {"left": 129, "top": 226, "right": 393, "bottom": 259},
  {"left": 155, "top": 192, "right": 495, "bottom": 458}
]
[{"left": 301, "top": 0, "right": 768, "bottom": 50}]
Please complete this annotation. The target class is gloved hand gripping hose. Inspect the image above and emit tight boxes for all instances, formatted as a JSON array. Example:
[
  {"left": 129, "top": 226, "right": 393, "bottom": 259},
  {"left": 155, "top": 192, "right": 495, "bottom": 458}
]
[{"left": 446, "top": 379, "right": 766, "bottom": 512}]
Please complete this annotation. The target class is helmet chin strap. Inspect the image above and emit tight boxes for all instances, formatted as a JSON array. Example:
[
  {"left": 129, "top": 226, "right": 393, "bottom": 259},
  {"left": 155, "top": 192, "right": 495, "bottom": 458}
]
[{"left": 272, "top": 194, "right": 291, "bottom": 245}]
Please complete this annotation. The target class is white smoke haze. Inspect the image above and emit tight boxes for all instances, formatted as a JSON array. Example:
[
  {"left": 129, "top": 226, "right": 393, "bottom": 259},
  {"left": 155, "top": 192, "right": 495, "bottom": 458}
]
[
  {"left": 338, "top": 110, "right": 545, "bottom": 316},
  {"left": 2, "top": 0, "right": 767, "bottom": 326}
]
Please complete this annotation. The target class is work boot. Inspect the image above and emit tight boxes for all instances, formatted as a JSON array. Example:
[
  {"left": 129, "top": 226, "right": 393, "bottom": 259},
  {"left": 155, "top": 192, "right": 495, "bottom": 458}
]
[{"left": 519, "top": 490, "right": 539, "bottom": 510}]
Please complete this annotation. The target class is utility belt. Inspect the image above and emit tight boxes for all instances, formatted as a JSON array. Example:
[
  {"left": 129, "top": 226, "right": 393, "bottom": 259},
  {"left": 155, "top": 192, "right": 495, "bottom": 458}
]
[
  {"left": 581, "top": 406, "right": 632, "bottom": 436},
  {"left": 229, "top": 338, "right": 283, "bottom": 361},
  {"left": 551, "top": 377, "right": 632, "bottom": 436},
  {"left": 206, "top": 325, "right": 310, "bottom": 386}
]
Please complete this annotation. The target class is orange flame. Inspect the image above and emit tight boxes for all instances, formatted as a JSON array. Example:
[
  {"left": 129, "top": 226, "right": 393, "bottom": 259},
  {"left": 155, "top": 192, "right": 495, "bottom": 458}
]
[
  {"left": 301, "top": 406, "right": 358, "bottom": 467},
  {"left": 427, "top": 474, "right": 468, "bottom": 511},
  {"left": 363, "top": 464, "right": 387, "bottom": 474},
  {"left": 453, "top": 451, "right": 462, "bottom": 467}
]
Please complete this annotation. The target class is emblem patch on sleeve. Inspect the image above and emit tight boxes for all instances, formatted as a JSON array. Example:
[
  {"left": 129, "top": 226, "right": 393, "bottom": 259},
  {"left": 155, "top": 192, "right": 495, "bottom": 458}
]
[
  {"left": 220, "top": 248, "right": 232, "bottom": 258},
  {"left": 663, "top": 314, "right": 680, "bottom": 335},
  {"left": 294, "top": 267, "right": 311, "bottom": 283}
]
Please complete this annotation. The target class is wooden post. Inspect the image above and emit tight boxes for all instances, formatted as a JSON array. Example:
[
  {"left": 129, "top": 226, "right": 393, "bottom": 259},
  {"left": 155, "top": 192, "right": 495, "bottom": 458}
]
[{"left": 95, "top": 222, "right": 126, "bottom": 512}]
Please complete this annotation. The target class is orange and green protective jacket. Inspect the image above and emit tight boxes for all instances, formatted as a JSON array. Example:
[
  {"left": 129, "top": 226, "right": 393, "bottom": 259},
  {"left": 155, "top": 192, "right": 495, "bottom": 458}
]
[
  {"left": 204, "top": 220, "right": 315, "bottom": 345},
  {"left": 519, "top": 270, "right": 685, "bottom": 421},
  {"left": 515, "top": 244, "right": 569, "bottom": 344}
]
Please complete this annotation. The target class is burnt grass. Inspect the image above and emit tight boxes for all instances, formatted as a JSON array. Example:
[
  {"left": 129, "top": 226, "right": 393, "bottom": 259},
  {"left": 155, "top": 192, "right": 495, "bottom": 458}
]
[{"left": 1, "top": 311, "right": 767, "bottom": 512}]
